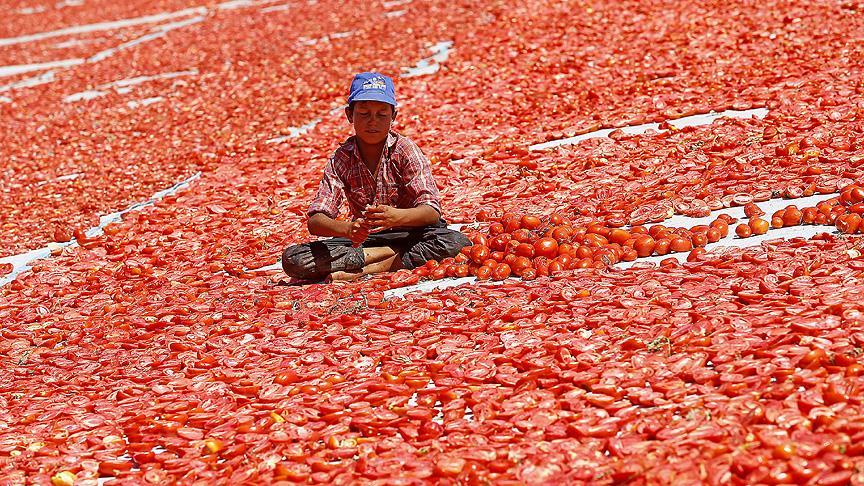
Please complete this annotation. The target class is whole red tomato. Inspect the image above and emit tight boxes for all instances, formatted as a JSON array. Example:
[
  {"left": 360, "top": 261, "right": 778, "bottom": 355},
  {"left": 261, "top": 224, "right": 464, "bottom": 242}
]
[
  {"left": 492, "top": 263, "right": 511, "bottom": 280},
  {"left": 534, "top": 237, "right": 559, "bottom": 259},
  {"left": 633, "top": 235, "right": 656, "bottom": 257}
]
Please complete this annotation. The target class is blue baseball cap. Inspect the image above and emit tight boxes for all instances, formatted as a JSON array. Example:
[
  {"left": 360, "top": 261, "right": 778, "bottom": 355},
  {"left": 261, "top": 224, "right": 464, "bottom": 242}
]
[{"left": 348, "top": 72, "right": 397, "bottom": 107}]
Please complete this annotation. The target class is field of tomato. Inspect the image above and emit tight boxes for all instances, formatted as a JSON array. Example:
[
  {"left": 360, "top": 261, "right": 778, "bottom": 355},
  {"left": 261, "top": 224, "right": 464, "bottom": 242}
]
[{"left": 2, "top": 0, "right": 864, "bottom": 484}]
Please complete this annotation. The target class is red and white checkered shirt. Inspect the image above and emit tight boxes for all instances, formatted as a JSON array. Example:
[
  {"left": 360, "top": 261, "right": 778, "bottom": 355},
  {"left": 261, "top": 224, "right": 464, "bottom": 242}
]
[{"left": 308, "top": 131, "right": 442, "bottom": 220}]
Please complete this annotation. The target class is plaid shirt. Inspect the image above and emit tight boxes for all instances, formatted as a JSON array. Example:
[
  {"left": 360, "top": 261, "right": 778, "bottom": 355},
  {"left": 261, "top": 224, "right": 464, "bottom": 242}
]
[{"left": 308, "top": 131, "right": 442, "bottom": 220}]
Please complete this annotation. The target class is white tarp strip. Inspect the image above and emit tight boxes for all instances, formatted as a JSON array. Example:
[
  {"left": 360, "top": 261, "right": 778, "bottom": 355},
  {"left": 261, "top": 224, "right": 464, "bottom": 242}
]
[
  {"left": 0, "top": 58, "right": 84, "bottom": 78},
  {"left": 529, "top": 108, "right": 769, "bottom": 151},
  {"left": 0, "top": 7, "right": 208, "bottom": 47}
]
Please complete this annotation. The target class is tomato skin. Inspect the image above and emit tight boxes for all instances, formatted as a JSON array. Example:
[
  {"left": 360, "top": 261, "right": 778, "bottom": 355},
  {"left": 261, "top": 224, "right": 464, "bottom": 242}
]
[
  {"left": 488, "top": 222, "right": 505, "bottom": 236},
  {"left": 502, "top": 213, "right": 522, "bottom": 233},
  {"left": 511, "top": 228, "right": 532, "bottom": 243},
  {"left": 710, "top": 219, "right": 729, "bottom": 237},
  {"left": 534, "top": 237, "right": 559, "bottom": 259},
  {"left": 782, "top": 207, "right": 803, "bottom": 226},
  {"left": 837, "top": 213, "right": 862, "bottom": 234},
  {"left": 814, "top": 471, "right": 853, "bottom": 486},
  {"left": 648, "top": 224, "right": 666, "bottom": 237},
  {"left": 773, "top": 443, "right": 797, "bottom": 460},
  {"left": 735, "top": 224, "right": 753, "bottom": 238},
  {"left": 593, "top": 248, "right": 619, "bottom": 265},
  {"left": 705, "top": 227, "right": 722, "bottom": 243},
  {"left": 489, "top": 235, "right": 510, "bottom": 251},
  {"left": 520, "top": 215, "right": 542, "bottom": 229},
  {"left": 749, "top": 218, "right": 769, "bottom": 235},
  {"left": 515, "top": 243, "right": 535, "bottom": 258},
  {"left": 550, "top": 226, "right": 571, "bottom": 241},
  {"left": 469, "top": 233, "right": 488, "bottom": 247},
  {"left": 633, "top": 235, "right": 656, "bottom": 257},
  {"left": 583, "top": 233, "right": 608, "bottom": 247},
  {"left": 687, "top": 248, "right": 706, "bottom": 262},
  {"left": 848, "top": 203, "right": 864, "bottom": 215},
  {"left": 574, "top": 257, "right": 592, "bottom": 269},
  {"left": 534, "top": 260, "right": 550, "bottom": 276},
  {"left": 53, "top": 226, "right": 73, "bottom": 243},
  {"left": 586, "top": 223, "right": 610, "bottom": 236},
  {"left": 555, "top": 254, "right": 572, "bottom": 268},
  {"left": 669, "top": 237, "right": 692, "bottom": 252},
  {"left": 744, "top": 202, "right": 764, "bottom": 218},
  {"left": 481, "top": 258, "right": 498, "bottom": 269},
  {"left": 475, "top": 209, "right": 492, "bottom": 222},
  {"left": 470, "top": 245, "right": 490, "bottom": 264},
  {"left": 608, "top": 229, "right": 631, "bottom": 245},
  {"left": 511, "top": 256, "right": 533, "bottom": 276},
  {"left": 475, "top": 266, "right": 492, "bottom": 280},
  {"left": 492, "top": 264, "right": 511, "bottom": 280},
  {"left": 275, "top": 371, "right": 300, "bottom": 385},
  {"left": 843, "top": 185, "right": 864, "bottom": 205},
  {"left": 654, "top": 238, "right": 671, "bottom": 256},
  {"left": 691, "top": 232, "right": 708, "bottom": 248},
  {"left": 847, "top": 364, "right": 864, "bottom": 377},
  {"left": 576, "top": 245, "right": 593, "bottom": 259}
]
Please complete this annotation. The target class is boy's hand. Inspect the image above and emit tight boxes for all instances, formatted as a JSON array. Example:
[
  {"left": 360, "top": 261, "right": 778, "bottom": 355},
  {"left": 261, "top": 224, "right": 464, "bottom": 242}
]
[
  {"left": 365, "top": 205, "right": 404, "bottom": 231},
  {"left": 348, "top": 219, "right": 371, "bottom": 246}
]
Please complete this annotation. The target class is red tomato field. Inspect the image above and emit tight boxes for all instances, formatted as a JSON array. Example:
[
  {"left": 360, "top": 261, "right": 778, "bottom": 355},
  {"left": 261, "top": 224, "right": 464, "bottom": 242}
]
[{"left": 3, "top": 0, "right": 864, "bottom": 484}]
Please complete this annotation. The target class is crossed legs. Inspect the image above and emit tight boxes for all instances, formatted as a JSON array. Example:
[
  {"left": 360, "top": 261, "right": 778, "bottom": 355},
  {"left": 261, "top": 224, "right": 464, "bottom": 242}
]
[
  {"left": 281, "top": 223, "right": 470, "bottom": 283},
  {"left": 329, "top": 246, "right": 403, "bottom": 281}
]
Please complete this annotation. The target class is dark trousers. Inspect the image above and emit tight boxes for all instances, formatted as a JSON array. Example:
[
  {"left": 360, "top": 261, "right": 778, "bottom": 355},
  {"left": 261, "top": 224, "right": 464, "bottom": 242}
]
[{"left": 282, "top": 220, "right": 471, "bottom": 280}]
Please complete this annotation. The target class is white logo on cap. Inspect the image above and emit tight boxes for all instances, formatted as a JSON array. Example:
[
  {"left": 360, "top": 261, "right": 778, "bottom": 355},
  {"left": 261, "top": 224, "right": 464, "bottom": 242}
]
[{"left": 362, "top": 77, "right": 387, "bottom": 91}]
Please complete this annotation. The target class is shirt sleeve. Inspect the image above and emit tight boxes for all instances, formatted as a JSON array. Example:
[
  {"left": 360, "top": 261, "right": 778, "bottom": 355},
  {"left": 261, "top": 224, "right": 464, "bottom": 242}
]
[
  {"left": 307, "top": 157, "right": 345, "bottom": 219},
  {"left": 400, "top": 139, "right": 442, "bottom": 215}
]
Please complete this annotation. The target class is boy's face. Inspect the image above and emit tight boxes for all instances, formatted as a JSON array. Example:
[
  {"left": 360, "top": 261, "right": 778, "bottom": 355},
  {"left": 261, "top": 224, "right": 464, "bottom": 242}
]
[{"left": 347, "top": 100, "right": 396, "bottom": 146}]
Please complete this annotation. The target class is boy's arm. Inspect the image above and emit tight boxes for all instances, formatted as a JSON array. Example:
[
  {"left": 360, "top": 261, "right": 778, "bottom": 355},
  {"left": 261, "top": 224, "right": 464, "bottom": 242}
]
[
  {"left": 308, "top": 212, "right": 370, "bottom": 245},
  {"left": 307, "top": 156, "right": 371, "bottom": 241},
  {"left": 364, "top": 204, "right": 439, "bottom": 230}
]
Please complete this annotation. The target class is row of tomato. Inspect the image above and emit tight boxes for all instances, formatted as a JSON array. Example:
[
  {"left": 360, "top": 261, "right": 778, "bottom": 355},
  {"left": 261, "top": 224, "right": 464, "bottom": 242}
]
[{"left": 416, "top": 184, "right": 864, "bottom": 283}]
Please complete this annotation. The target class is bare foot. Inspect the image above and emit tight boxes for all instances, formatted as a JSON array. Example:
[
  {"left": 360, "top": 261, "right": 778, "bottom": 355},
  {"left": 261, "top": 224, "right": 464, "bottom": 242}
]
[{"left": 329, "top": 270, "right": 364, "bottom": 282}]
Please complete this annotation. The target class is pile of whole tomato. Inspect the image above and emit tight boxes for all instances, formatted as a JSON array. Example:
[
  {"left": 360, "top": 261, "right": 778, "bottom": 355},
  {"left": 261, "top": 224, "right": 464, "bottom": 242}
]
[
  {"left": 420, "top": 182, "right": 864, "bottom": 283},
  {"left": 2, "top": 0, "right": 864, "bottom": 484}
]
